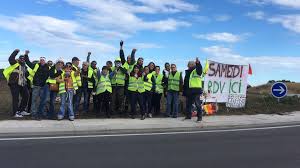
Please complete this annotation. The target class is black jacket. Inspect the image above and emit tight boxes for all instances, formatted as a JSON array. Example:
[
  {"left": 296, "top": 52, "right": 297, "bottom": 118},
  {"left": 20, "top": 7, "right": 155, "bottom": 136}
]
[
  {"left": 8, "top": 50, "right": 29, "bottom": 85},
  {"left": 183, "top": 62, "right": 203, "bottom": 96},
  {"left": 25, "top": 55, "right": 49, "bottom": 87}
]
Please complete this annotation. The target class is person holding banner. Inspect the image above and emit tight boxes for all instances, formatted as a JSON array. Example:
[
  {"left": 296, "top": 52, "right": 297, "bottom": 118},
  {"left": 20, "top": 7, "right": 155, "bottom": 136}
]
[{"left": 183, "top": 58, "right": 203, "bottom": 122}]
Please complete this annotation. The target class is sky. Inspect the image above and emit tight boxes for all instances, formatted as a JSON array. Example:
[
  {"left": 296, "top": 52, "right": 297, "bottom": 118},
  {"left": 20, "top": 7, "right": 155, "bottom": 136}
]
[{"left": 0, "top": 0, "right": 300, "bottom": 86}]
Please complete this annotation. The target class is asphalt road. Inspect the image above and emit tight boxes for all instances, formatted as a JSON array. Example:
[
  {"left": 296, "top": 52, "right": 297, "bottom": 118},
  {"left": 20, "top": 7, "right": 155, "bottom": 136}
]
[{"left": 0, "top": 126, "right": 300, "bottom": 168}]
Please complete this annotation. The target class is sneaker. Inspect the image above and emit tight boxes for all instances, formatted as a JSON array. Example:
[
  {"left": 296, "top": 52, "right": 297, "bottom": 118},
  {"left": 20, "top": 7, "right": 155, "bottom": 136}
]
[
  {"left": 148, "top": 113, "right": 153, "bottom": 118},
  {"left": 197, "top": 117, "right": 202, "bottom": 122},
  {"left": 20, "top": 111, "right": 31, "bottom": 116},
  {"left": 14, "top": 112, "right": 23, "bottom": 118},
  {"left": 141, "top": 115, "right": 146, "bottom": 120}
]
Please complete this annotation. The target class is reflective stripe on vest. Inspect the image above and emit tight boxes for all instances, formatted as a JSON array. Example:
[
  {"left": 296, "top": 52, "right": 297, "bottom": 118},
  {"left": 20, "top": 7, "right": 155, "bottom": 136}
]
[
  {"left": 144, "top": 73, "right": 153, "bottom": 91},
  {"left": 154, "top": 74, "right": 163, "bottom": 94},
  {"left": 128, "top": 76, "right": 145, "bottom": 93},
  {"left": 189, "top": 69, "right": 202, "bottom": 89},
  {"left": 96, "top": 75, "right": 112, "bottom": 94},
  {"left": 3, "top": 63, "right": 20, "bottom": 81},
  {"left": 111, "top": 66, "right": 125, "bottom": 86},
  {"left": 168, "top": 71, "right": 180, "bottom": 91}
]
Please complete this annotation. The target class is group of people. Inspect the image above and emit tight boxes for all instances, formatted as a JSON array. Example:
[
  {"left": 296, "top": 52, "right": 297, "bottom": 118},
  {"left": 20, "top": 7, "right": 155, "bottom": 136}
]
[{"left": 3, "top": 41, "right": 204, "bottom": 121}]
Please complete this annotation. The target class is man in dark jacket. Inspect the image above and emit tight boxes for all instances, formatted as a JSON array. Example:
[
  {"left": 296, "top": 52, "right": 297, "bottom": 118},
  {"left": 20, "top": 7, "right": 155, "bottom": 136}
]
[
  {"left": 4, "top": 49, "right": 30, "bottom": 117},
  {"left": 183, "top": 58, "right": 203, "bottom": 122},
  {"left": 25, "top": 52, "right": 50, "bottom": 120}
]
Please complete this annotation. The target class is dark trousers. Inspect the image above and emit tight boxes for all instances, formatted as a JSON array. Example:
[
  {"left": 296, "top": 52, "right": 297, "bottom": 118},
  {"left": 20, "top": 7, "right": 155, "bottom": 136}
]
[
  {"left": 186, "top": 94, "right": 203, "bottom": 119},
  {"left": 111, "top": 86, "right": 125, "bottom": 115},
  {"left": 97, "top": 91, "right": 112, "bottom": 117},
  {"left": 9, "top": 84, "right": 29, "bottom": 116},
  {"left": 73, "top": 87, "right": 82, "bottom": 114},
  {"left": 152, "top": 93, "right": 162, "bottom": 115},
  {"left": 49, "top": 91, "right": 58, "bottom": 119},
  {"left": 143, "top": 91, "right": 153, "bottom": 114},
  {"left": 129, "top": 91, "right": 145, "bottom": 116},
  {"left": 81, "top": 87, "right": 92, "bottom": 113}
]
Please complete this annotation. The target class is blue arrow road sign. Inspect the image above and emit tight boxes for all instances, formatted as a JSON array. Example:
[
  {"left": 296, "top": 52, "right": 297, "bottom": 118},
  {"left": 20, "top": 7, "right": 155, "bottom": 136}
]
[{"left": 271, "top": 82, "right": 288, "bottom": 98}]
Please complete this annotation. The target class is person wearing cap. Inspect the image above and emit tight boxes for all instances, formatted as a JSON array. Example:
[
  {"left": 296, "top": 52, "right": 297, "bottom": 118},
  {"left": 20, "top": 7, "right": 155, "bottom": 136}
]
[
  {"left": 183, "top": 58, "right": 203, "bottom": 122},
  {"left": 25, "top": 53, "right": 50, "bottom": 120},
  {"left": 57, "top": 62, "right": 78, "bottom": 121},
  {"left": 71, "top": 57, "right": 82, "bottom": 116},
  {"left": 110, "top": 50, "right": 127, "bottom": 117},
  {"left": 3, "top": 49, "right": 30, "bottom": 117},
  {"left": 166, "top": 64, "right": 183, "bottom": 118},
  {"left": 47, "top": 59, "right": 64, "bottom": 119},
  {"left": 95, "top": 66, "right": 112, "bottom": 118}
]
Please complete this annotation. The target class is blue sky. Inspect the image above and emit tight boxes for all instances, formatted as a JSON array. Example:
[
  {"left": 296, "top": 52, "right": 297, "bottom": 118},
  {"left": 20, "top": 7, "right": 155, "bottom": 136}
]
[{"left": 0, "top": 0, "right": 300, "bottom": 86}]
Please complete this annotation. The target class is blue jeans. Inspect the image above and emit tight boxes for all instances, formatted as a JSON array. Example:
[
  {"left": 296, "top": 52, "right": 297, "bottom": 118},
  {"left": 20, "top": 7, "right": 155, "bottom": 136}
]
[
  {"left": 166, "top": 91, "right": 179, "bottom": 117},
  {"left": 48, "top": 91, "right": 57, "bottom": 119},
  {"left": 58, "top": 89, "right": 74, "bottom": 120},
  {"left": 31, "top": 85, "right": 49, "bottom": 118}
]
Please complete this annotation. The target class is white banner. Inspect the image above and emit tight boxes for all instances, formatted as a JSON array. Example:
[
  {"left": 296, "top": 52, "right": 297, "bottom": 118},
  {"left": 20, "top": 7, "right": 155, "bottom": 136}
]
[{"left": 203, "top": 60, "right": 249, "bottom": 103}]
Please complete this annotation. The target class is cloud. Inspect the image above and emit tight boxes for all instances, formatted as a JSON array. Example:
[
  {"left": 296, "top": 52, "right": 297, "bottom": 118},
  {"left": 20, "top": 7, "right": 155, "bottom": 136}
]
[
  {"left": 236, "top": 0, "right": 300, "bottom": 9},
  {"left": 201, "top": 45, "right": 300, "bottom": 71},
  {"left": 246, "top": 11, "right": 265, "bottom": 20},
  {"left": 193, "top": 32, "right": 244, "bottom": 43},
  {"left": 268, "top": 14, "right": 300, "bottom": 33},
  {"left": 214, "top": 14, "right": 232, "bottom": 21}
]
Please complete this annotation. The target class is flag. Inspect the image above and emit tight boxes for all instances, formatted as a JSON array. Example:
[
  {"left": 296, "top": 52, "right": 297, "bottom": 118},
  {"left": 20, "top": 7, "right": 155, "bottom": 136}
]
[
  {"left": 201, "top": 59, "right": 209, "bottom": 78},
  {"left": 248, "top": 64, "right": 252, "bottom": 75}
]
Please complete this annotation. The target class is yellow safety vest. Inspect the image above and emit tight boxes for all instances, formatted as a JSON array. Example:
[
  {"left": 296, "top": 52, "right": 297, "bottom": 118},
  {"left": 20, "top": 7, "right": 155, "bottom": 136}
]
[
  {"left": 154, "top": 74, "right": 163, "bottom": 94},
  {"left": 27, "top": 64, "right": 39, "bottom": 85},
  {"left": 3, "top": 63, "right": 20, "bottom": 81},
  {"left": 123, "top": 62, "right": 136, "bottom": 74},
  {"left": 189, "top": 69, "right": 202, "bottom": 88},
  {"left": 96, "top": 75, "right": 112, "bottom": 95},
  {"left": 128, "top": 76, "right": 145, "bottom": 93},
  {"left": 144, "top": 73, "right": 153, "bottom": 91},
  {"left": 87, "top": 67, "right": 95, "bottom": 89},
  {"left": 58, "top": 71, "right": 78, "bottom": 94},
  {"left": 72, "top": 65, "right": 82, "bottom": 87},
  {"left": 111, "top": 66, "right": 125, "bottom": 86},
  {"left": 168, "top": 72, "right": 181, "bottom": 91},
  {"left": 47, "top": 69, "right": 57, "bottom": 84}
]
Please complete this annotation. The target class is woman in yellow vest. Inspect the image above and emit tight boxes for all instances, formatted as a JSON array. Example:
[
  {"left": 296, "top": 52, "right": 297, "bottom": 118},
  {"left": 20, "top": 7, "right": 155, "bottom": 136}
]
[
  {"left": 96, "top": 66, "right": 112, "bottom": 118},
  {"left": 57, "top": 62, "right": 78, "bottom": 121},
  {"left": 183, "top": 58, "right": 203, "bottom": 122},
  {"left": 152, "top": 66, "right": 164, "bottom": 116},
  {"left": 143, "top": 66, "right": 155, "bottom": 118},
  {"left": 47, "top": 59, "right": 64, "bottom": 119},
  {"left": 166, "top": 64, "right": 183, "bottom": 118},
  {"left": 128, "top": 65, "right": 146, "bottom": 120}
]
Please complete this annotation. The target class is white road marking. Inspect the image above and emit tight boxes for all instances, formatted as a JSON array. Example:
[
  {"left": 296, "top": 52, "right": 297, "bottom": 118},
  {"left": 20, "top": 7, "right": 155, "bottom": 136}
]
[{"left": 0, "top": 124, "right": 300, "bottom": 141}]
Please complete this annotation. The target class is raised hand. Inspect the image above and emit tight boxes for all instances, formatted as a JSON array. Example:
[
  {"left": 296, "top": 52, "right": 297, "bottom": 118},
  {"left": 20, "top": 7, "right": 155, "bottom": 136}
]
[
  {"left": 25, "top": 50, "right": 30, "bottom": 55},
  {"left": 120, "top": 40, "right": 124, "bottom": 47}
]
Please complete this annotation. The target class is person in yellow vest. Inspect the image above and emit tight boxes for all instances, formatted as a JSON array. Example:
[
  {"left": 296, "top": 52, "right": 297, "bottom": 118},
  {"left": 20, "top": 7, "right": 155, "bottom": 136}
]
[
  {"left": 119, "top": 40, "right": 137, "bottom": 115},
  {"left": 143, "top": 66, "right": 155, "bottom": 118},
  {"left": 183, "top": 58, "right": 203, "bottom": 122},
  {"left": 71, "top": 57, "right": 82, "bottom": 116},
  {"left": 47, "top": 59, "right": 64, "bottom": 119},
  {"left": 110, "top": 55, "right": 127, "bottom": 117},
  {"left": 128, "top": 65, "right": 146, "bottom": 120},
  {"left": 57, "top": 62, "right": 78, "bottom": 121},
  {"left": 151, "top": 66, "right": 164, "bottom": 116},
  {"left": 25, "top": 52, "right": 50, "bottom": 120},
  {"left": 86, "top": 51, "right": 98, "bottom": 113},
  {"left": 3, "top": 49, "right": 30, "bottom": 117},
  {"left": 96, "top": 66, "right": 112, "bottom": 118},
  {"left": 166, "top": 64, "right": 183, "bottom": 118}
]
